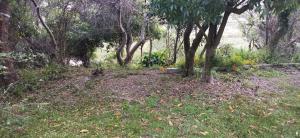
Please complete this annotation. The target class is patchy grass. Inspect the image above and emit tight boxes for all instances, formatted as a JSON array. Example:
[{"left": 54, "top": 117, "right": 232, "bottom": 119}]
[
  {"left": 1, "top": 67, "right": 299, "bottom": 137},
  {"left": 1, "top": 85, "right": 299, "bottom": 137},
  {"left": 252, "top": 69, "right": 286, "bottom": 78}
]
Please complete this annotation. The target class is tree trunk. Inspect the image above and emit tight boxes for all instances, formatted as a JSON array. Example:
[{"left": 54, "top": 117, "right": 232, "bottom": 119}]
[
  {"left": 183, "top": 23, "right": 194, "bottom": 76},
  {"left": 0, "top": 0, "right": 18, "bottom": 86},
  {"left": 172, "top": 26, "right": 181, "bottom": 65},
  {"left": 116, "top": 3, "right": 127, "bottom": 66},
  {"left": 183, "top": 23, "right": 208, "bottom": 77},
  {"left": 268, "top": 10, "right": 291, "bottom": 58},
  {"left": 30, "top": 0, "right": 58, "bottom": 60},
  {"left": 202, "top": 45, "right": 216, "bottom": 83},
  {"left": 148, "top": 36, "right": 153, "bottom": 67},
  {"left": 140, "top": 45, "right": 143, "bottom": 61},
  {"left": 184, "top": 50, "right": 196, "bottom": 76},
  {"left": 201, "top": 12, "right": 230, "bottom": 83}
]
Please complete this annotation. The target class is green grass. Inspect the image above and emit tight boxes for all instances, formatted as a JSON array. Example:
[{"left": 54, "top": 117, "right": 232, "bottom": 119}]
[{"left": 1, "top": 86, "right": 299, "bottom": 138}]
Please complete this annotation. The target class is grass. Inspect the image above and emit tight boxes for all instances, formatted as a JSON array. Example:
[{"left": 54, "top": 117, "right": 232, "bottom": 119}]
[
  {"left": 1, "top": 85, "right": 299, "bottom": 138},
  {"left": 1, "top": 66, "right": 299, "bottom": 137}
]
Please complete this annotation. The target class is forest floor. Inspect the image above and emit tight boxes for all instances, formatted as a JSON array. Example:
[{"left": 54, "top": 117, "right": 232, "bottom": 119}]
[{"left": 1, "top": 66, "right": 300, "bottom": 137}]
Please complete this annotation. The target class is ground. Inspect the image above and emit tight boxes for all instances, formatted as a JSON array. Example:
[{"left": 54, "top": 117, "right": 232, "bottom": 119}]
[{"left": 0, "top": 66, "right": 299, "bottom": 137}]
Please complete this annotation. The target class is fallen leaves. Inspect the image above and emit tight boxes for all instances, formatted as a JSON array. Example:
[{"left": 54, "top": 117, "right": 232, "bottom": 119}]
[
  {"left": 177, "top": 103, "right": 183, "bottom": 107},
  {"left": 114, "top": 111, "right": 122, "bottom": 119},
  {"left": 229, "top": 105, "right": 235, "bottom": 113}
]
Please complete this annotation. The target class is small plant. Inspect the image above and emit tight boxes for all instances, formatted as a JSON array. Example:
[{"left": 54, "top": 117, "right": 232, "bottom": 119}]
[
  {"left": 141, "top": 52, "right": 167, "bottom": 67},
  {"left": 10, "top": 69, "right": 40, "bottom": 96},
  {"left": 42, "top": 63, "right": 66, "bottom": 81},
  {"left": 292, "top": 53, "right": 300, "bottom": 63}
]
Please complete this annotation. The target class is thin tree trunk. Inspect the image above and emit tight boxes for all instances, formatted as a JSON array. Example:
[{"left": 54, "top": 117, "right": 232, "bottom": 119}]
[
  {"left": 123, "top": 12, "right": 147, "bottom": 65},
  {"left": 116, "top": 2, "right": 127, "bottom": 66},
  {"left": 172, "top": 26, "right": 181, "bottom": 65},
  {"left": 148, "top": 19, "right": 153, "bottom": 67},
  {"left": 0, "top": 0, "right": 18, "bottom": 86},
  {"left": 141, "top": 45, "right": 143, "bottom": 61},
  {"left": 30, "top": 0, "right": 58, "bottom": 59},
  {"left": 148, "top": 37, "right": 153, "bottom": 66}
]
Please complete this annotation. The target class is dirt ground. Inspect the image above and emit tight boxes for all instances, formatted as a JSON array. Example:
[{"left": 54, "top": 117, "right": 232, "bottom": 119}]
[{"left": 8, "top": 66, "right": 297, "bottom": 106}]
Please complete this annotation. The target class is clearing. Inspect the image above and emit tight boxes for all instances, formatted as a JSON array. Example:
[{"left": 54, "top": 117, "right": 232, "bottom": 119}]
[{"left": 1, "top": 67, "right": 300, "bottom": 137}]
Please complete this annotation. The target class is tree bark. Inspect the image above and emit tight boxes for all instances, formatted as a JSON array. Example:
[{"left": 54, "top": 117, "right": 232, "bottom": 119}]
[
  {"left": 183, "top": 23, "right": 208, "bottom": 76},
  {"left": 116, "top": 3, "right": 127, "bottom": 66},
  {"left": 117, "top": 6, "right": 147, "bottom": 66},
  {"left": 268, "top": 10, "right": 291, "bottom": 58},
  {"left": 0, "top": 0, "right": 18, "bottom": 86},
  {"left": 172, "top": 26, "right": 181, "bottom": 65},
  {"left": 30, "top": 0, "right": 58, "bottom": 60},
  {"left": 202, "top": 12, "right": 230, "bottom": 83},
  {"left": 202, "top": 45, "right": 216, "bottom": 83}
]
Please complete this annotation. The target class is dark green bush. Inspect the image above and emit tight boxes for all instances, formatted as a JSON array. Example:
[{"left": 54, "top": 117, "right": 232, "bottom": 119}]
[{"left": 141, "top": 52, "right": 167, "bottom": 67}]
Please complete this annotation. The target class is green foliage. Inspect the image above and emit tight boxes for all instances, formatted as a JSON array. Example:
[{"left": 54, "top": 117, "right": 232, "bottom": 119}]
[
  {"left": 10, "top": 1, "right": 39, "bottom": 38},
  {"left": 292, "top": 52, "right": 300, "bottom": 63},
  {"left": 141, "top": 52, "right": 168, "bottom": 67},
  {"left": 212, "top": 46, "right": 258, "bottom": 71},
  {"left": 42, "top": 63, "right": 67, "bottom": 81},
  {"left": 0, "top": 52, "right": 49, "bottom": 75},
  {"left": 8, "top": 64, "right": 66, "bottom": 96},
  {"left": 151, "top": 0, "right": 225, "bottom": 25}
]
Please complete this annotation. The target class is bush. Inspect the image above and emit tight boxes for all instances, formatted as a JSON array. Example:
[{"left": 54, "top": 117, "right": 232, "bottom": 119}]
[
  {"left": 292, "top": 53, "right": 300, "bottom": 63},
  {"left": 8, "top": 63, "right": 66, "bottom": 96},
  {"left": 42, "top": 63, "right": 67, "bottom": 81},
  {"left": 10, "top": 70, "right": 40, "bottom": 96},
  {"left": 212, "top": 46, "right": 259, "bottom": 71},
  {"left": 141, "top": 52, "right": 167, "bottom": 67}
]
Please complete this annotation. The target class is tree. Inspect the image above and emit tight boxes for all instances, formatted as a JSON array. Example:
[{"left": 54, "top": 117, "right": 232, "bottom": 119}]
[
  {"left": 151, "top": 0, "right": 211, "bottom": 76},
  {"left": 151, "top": 0, "right": 260, "bottom": 80},
  {"left": 267, "top": 0, "right": 300, "bottom": 60},
  {"left": 0, "top": 0, "right": 19, "bottom": 86},
  {"left": 30, "top": 0, "right": 58, "bottom": 60}
]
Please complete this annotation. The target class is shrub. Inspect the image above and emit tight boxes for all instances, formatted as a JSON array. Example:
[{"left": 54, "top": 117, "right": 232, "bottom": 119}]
[
  {"left": 42, "top": 63, "right": 67, "bottom": 81},
  {"left": 7, "top": 63, "right": 66, "bottom": 96},
  {"left": 212, "top": 47, "right": 260, "bottom": 71},
  {"left": 141, "top": 52, "right": 167, "bottom": 67},
  {"left": 292, "top": 53, "right": 300, "bottom": 63},
  {"left": 10, "top": 69, "right": 40, "bottom": 96}
]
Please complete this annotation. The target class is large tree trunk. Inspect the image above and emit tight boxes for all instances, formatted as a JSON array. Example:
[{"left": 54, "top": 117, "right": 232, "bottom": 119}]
[
  {"left": 202, "top": 12, "right": 230, "bottom": 83},
  {"left": 183, "top": 23, "right": 208, "bottom": 76},
  {"left": 0, "top": 0, "right": 18, "bottom": 86},
  {"left": 30, "top": 0, "right": 58, "bottom": 60},
  {"left": 202, "top": 44, "right": 216, "bottom": 83},
  {"left": 183, "top": 23, "right": 194, "bottom": 76},
  {"left": 268, "top": 10, "right": 291, "bottom": 58},
  {"left": 184, "top": 50, "right": 196, "bottom": 76}
]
